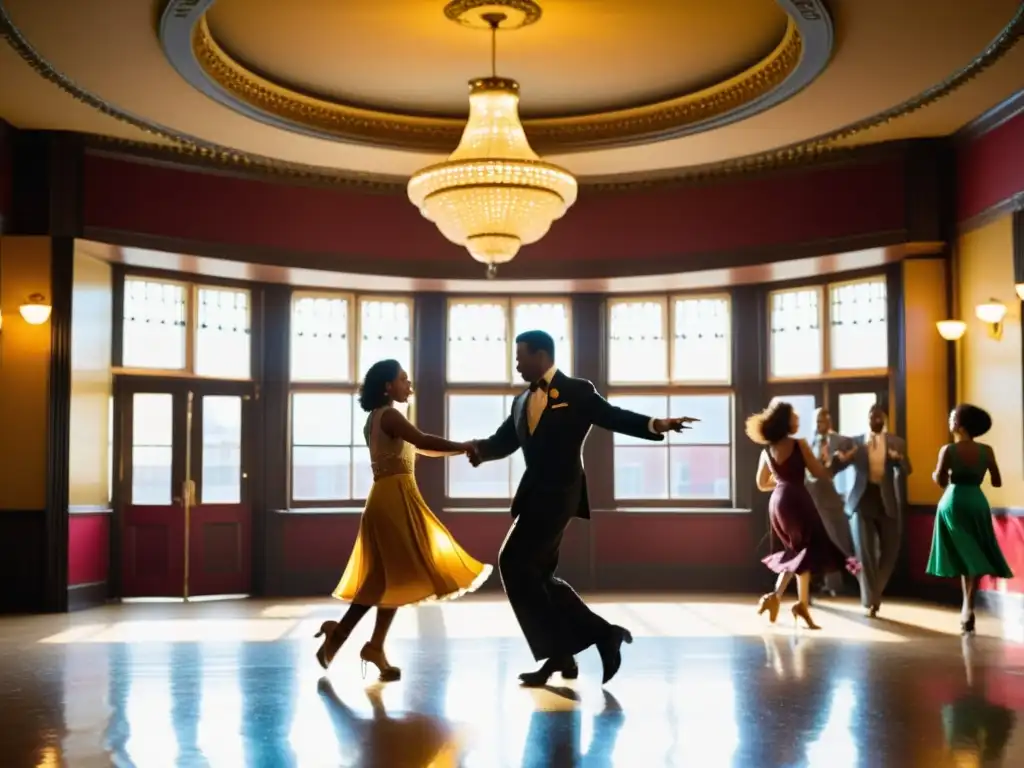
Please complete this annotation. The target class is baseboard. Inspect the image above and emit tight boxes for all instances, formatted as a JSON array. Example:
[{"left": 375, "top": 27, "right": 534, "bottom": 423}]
[
  {"left": 0, "top": 510, "right": 46, "bottom": 614},
  {"left": 67, "top": 581, "right": 109, "bottom": 611}
]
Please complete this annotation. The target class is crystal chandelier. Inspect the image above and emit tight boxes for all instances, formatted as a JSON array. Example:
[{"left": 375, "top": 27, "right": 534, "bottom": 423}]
[{"left": 407, "top": 2, "right": 577, "bottom": 278}]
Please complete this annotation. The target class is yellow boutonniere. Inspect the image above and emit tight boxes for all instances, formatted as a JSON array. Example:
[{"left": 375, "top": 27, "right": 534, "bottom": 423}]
[{"left": 548, "top": 387, "right": 559, "bottom": 400}]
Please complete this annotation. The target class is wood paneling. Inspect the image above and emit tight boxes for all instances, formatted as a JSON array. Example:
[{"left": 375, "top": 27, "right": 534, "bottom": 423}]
[{"left": 0, "top": 510, "right": 45, "bottom": 614}]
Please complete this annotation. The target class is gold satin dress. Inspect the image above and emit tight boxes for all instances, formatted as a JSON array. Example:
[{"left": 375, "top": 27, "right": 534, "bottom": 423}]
[{"left": 332, "top": 407, "right": 492, "bottom": 608}]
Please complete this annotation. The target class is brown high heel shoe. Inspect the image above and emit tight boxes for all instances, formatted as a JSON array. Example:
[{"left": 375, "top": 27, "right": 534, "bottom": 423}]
[
  {"left": 792, "top": 603, "right": 821, "bottom": 630},
  {"left": 314, "top": 620, "right": 344, "bottom": 670},
  {"left": 757, "top": 593, "right": 781, "bottom": 623},
  {"left": 360, "top": 643, "right": 401, "bottom": 682}
]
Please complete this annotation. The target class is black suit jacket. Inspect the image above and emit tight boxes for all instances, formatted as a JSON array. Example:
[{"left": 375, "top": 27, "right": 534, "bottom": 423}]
[{"left": 477, "top": 371, "right": 663, "bottom": 520}]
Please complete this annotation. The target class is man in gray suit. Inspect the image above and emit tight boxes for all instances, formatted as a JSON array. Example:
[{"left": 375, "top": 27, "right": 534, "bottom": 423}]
[
  {"left": 831, "top": 404, "right": 912, "bottom": 617},
  {"left": 808, "top": 407, "right": 854, "bottom": 596}
]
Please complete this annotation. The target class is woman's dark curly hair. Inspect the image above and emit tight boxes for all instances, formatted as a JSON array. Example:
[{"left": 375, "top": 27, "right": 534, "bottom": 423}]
[
  {"left": 953, "top": 403, "right": 992, "bottom": 439},
  {"left": 745, "top": 400, "right": 794, "bottom": 445},
  {"left": 358, "top": 359, "right": 402, "bottom": 413}
]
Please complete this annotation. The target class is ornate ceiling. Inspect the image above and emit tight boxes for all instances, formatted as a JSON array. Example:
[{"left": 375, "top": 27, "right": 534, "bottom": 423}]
[{"left": 1, "top": 0, "right": 1023, "bottom": 186}]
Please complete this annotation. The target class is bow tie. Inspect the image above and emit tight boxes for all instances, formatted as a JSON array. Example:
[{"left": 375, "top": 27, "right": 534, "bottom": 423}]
[{"left": 530, "top": 379, "right": 549, "bottom": 393}]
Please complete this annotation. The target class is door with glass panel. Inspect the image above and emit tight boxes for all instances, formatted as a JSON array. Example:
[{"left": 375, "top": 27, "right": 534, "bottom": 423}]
[
  {"left": 118, "top": 378, "right": 253, "bottom": 598},
  {"left": 828, "top": 380, "right": 888, "bottom": 497}
]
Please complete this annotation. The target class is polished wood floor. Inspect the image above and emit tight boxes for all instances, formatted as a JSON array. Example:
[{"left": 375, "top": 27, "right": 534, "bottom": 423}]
[{"left": 2, "top": 594, "right": 1023, "bottom": 767}]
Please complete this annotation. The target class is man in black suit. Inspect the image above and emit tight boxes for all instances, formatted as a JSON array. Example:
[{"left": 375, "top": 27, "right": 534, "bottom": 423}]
[{"left": 468, "top": 330, "right": 696, "bottom": 687}]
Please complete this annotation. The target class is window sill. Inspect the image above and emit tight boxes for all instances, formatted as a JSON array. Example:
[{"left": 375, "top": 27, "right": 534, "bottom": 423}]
[{"left": 597, "top": 507, "right": 751, "bottom": 514}]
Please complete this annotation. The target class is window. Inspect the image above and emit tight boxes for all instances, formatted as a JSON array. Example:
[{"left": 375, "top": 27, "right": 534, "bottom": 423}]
[
  {"left": 445, "top": 297, "right": 571, "bottom": 500},
  {"left": 608, "top": 295, "right": 731, "bottom": 385},
  {"left": 769, "top": 288, "right": 822, "bottom": 379},
  {"left": 446, "top": 394, "right": 524, "bottom": 498},
  {"left": 610, "top": 394, "right": 733, "bottom": 502},
  {"left": 288, "top": 292, "right": 413, "bottom": 506},
  {"left": 829, "top": 278, "right": 887, "bottom": 370},
  {"left": 769, "top": 276, "right": 888, "bottom": 379},
  {"left": 121, "top": 277, "right": 251, "bottom": 379}
]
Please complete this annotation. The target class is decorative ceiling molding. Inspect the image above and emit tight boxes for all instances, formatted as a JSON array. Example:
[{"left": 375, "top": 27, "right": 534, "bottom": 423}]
[
  {"left": 159, "top": 0, "right": 833, "bottom": 154},
  {"left": 1, "top": 1, "right": 1023, "bottom": 191}
]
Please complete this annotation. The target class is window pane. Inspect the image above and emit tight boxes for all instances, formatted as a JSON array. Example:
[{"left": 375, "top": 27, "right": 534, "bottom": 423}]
[
  {"left": 447, "top": 302, "right": 509, "bottom": 383},
  {"left": 672, "top": 297, "right": 731, "bottom": 383},
  {"left": 613, "top": 445, "right": 668, "bottom": 499},
  {"left": 122, "top": 279, "right": 186, "bottom": 370},
  {"left": 769, "top": 394, "right": 818, "bottom": 442},
  {"left": 609, "top": 395, "right": 666, "bottom": 445},
  {"left": 292, "top": 393, "right": 354, "bottom": 447},
  {"left": 291, "top": 296, "right": 350, "bottom": 382},
  {"left": 770, "top": 289, "right": 822, "bottom": 378},
  {"left": 511, "top": 301, "right": 572, "bottom": 381},
  {"left": 668, "top": 395, "right": 731, "bottom": 445},
  {"left": 201, "top": 396, "right": 242, "bottom": 504},
  {"left": 194, "top": 288, "right": 251, "bottom": 378},
  {"left": 447, "top": 394, "right": 511, "bottom": 498},
  {"left": 670, "top": 446, "right": 731, "bottom": 499},
  {"left": 292, "top": 446, "right": 352, "bottom": 501},
  {"left": 353, "top": 446, "right": 373, "bottom": 500},
  {"left": 132, "top": 393, "right": 173, "bottom": 505},
  {"left": 829, "top": 279, "right": 888, "bottom": 370},
  {"left": 835, "top": 392, "right": 879, "bottom": 497},
  {"left": 608, "top": 300, "right": 668, "bottom": 383},
  {"left": 358, "top": 299, "right": 412, "bottom": 380}
]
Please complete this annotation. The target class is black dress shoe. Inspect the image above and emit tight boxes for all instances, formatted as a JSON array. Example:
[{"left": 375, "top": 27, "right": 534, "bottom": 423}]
[
  {"left": 596, "top": 625, "right": 633, "bottom": 684},
  {"left": 518, "top": 656, "right": 578, "bottom": 687}
]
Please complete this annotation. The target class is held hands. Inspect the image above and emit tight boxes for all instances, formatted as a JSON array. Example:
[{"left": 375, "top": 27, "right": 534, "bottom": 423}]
[
  {"left": 653, "top": 416, "right": 700, "bottom": 433},
  {"left": 834, "top": 448, "right": 857, "bottom": 464},
  {"left": 464, "top": 440, "right": 483, "bottom": 467}
]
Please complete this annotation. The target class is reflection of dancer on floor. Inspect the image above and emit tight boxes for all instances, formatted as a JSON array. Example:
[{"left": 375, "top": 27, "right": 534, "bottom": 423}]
[
  {"left": 315, "top": 360, "right": 493, "bottom": 680},
  {"left": 926, "top": 405, "right": 1013, "bottom": 634},
  {"left": 317, "top": 679, "right": 460, "bottom": 767},
  {"left": 747, "top": 401, "right": 859, "bottom": 629}
]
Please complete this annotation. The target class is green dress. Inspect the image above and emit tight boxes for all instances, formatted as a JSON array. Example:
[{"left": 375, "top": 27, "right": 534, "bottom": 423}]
[{"left": 926, "top": 443, "right": 1014, "bottom": 578}]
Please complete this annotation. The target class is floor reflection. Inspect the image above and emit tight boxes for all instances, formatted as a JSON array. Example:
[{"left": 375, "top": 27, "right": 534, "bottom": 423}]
[{"left": 0, "top": 596, "right": 1022, "bottom": 766}]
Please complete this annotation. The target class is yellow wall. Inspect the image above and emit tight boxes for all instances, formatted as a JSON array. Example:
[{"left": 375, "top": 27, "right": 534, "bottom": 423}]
[
  {"left": 68, "top": 251, "right": 112, "bottom": 508},
  {"left": 903, "top": 258, "right": 950, "bottom": 505},
  {"left": 957, "top": 215, "right": 1022, "bottom": 507},
  {"left": 0, "top": 237, "right": 53, "bottom": 510}
]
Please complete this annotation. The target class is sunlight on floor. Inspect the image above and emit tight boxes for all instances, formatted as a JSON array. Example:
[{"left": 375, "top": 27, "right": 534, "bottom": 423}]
[{"left": 34, "top": 597, "right": 991, "bottom": 645}]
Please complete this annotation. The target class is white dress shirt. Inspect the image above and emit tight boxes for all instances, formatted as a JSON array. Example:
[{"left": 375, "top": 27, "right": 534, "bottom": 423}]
[
  {"left": 867, "top": 431, "right": 886, "bottom": 484},
  {"left": 526, "top": 366, "right": 659, "bottom": 435}
]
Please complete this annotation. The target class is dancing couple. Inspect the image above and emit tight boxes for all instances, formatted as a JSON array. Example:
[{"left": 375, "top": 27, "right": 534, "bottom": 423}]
[{"left": 314, "top": 330, "right": 695, "bottom": 685}]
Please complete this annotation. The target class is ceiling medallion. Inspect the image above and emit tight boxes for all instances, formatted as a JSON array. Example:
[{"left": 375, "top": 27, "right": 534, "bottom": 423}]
[
  {"left": 159, "top": 0, "right": 834, "bottom": 155},
  {"left": 408, "top": 2, "right": 576, "bottom": 278}
]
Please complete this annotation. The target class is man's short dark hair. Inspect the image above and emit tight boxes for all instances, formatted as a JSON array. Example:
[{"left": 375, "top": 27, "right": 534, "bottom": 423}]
[{"left": 515, "top": 330, "right": 556, "bottom": 359}]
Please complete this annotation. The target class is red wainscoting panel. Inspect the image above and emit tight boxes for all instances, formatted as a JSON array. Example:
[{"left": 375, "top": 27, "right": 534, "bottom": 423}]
[
  {"left": 81, "top": 153, "right": 907, "bottom": 266},
  {"left": 67, "top": 513, "right": 110, "bottom": 586},
  {"left": 592, "top": 513, "right": 752, "bottom": 567},
  {"left": 957, "top": 108, "right": 1024, "bottom": 222},
  {"left": 280, "top": 514, "right": 363, "bottom": 574}
]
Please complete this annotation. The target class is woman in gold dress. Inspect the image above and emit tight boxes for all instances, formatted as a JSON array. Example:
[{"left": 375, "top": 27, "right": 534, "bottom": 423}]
[{"left": 314, "top": 359, "right": 493, "bottom": 680}]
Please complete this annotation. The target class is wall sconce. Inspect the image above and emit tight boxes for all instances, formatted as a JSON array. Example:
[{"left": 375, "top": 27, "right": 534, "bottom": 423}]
[
  {"left": 936, "top": 320, "right": 967, "bottom": 341},
  {"left": 975, "top": 299, "right": 1007, "bottom": 340},
  {"left": 19, "top": 293, "right": 52, "bottom": 325}
]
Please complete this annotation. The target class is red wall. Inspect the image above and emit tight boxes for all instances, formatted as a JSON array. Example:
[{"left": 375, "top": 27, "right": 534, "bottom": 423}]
[
  {"left": 68, "top": 514, "right": 110, "bottom": 586},
  {"left": 957, "top": 106, "right": 1024, "bottom": 222},
  {"left": 81, "top": 152, "right": 907, "bottom": 267}
]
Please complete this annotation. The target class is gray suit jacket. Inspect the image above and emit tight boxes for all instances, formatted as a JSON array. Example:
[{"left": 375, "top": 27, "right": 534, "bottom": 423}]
[{"left": 831, "top": 433, "right": 911, "bottom": 518}]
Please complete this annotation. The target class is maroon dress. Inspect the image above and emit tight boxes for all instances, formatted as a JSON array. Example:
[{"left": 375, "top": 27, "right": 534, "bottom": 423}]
[{"left": 763, "top": 442, "right": 857, "bottom": 575}]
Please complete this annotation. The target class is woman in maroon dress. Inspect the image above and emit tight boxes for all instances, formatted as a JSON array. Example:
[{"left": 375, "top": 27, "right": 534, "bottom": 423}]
[{"left": 746, "top": 400, "right": 859, "bottom": 629}]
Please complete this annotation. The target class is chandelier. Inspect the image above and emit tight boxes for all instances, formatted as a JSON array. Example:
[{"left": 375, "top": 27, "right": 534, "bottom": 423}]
[{"left": 406, "top": 1, "right": 577, "bottom": 278}]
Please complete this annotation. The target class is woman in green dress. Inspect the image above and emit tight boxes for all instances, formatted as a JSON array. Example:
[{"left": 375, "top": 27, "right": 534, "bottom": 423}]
[{"left": 926, "top": 404, "right": 1014, "bottom": 634}]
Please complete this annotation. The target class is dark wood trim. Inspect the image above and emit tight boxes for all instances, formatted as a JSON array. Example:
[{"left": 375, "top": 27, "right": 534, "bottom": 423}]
[
  {"left": 0, "top": 119, "right": 11, "bottom": 235},
  {"left": 67, "top": 581, "right": 109, "bottom": 612},
  {"left": 0, "top": 509, "right": 46, "bottom": 614},
  {"left": 108, "top": 375, "right": 125, "bottom": 599},
  {"left": 954, "top": 89, "right": 1024, "bottom": 143},
  {"left": 731, "top": 284, "right": 765, "bottom": 548},
  {"left": 888, "top": 263, "right": 906, "bottom": 440},
  {"left": 412, "top": 293, "right": 446, "bottom": 515},
  {"left": 44, "top": 237, "right": 73, "bottom": 613},
  {"left": 260, "top": 284, "right": 291, "bottom": 594},
  {"left": 83, "top": 225, "right": 915, "bottom": 282},
  {"left": 957, "top": 190, "right": 1024, "bottom": 234},
  {"left": 68, "top": 505, "right": 113, "bottom": 515}
]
